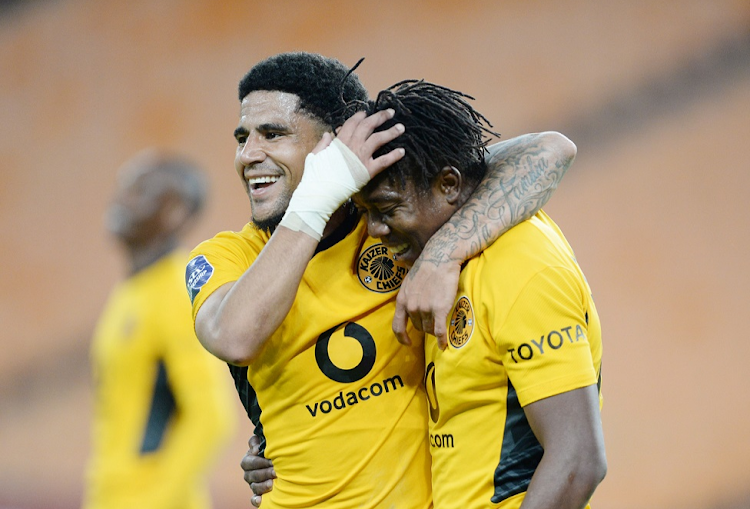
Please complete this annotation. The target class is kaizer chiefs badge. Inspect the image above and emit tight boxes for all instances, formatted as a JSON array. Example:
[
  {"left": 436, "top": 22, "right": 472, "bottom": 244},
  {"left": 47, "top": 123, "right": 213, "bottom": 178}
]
[
  {"left": 449, "top": 296, "right": 474, "bottom": 348},
  {"left": 357, "top": 244, "right": 408, "bottom": 293}
]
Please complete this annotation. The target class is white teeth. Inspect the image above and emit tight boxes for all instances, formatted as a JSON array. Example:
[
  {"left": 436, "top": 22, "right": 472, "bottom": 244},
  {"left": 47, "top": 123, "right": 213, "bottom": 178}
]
[
  {"left": 247, "top": 176, "right": 280, "bottom": 186},
  {"left": 390, "top": 243, "right": 409, "bottom": 255}
]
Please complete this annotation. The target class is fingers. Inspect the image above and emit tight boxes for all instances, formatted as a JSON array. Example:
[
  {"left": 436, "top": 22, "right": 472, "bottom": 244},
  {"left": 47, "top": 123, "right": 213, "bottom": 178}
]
[
  {"left": 241, "top": 453, "right": 274, "bottom": 475},
  {"left": 393, "top": 260, "right": 460, "bottom": 351},
  {"left": 241, "top": 440, "right": 276, "bottom": 487},
  {"left": 369, "top": 143, "right": 405, "bottom": 177},
  {"left": 248, "top": 434, "right": 260, "bottom": 450},
  {"left": 335, "top": 109, "right": 405, "bottom": 177},
  {"left": 435, "top": 318, "right": 449, "bottom": 351},
  {"left": 248, "top": 478, "right": 274, "bottom": 496},
  {"left": 392, "top": 300, "right": 412, "bottom": 346},
  {"left": 243, "top": 434, "right": 273, "bottom": 506},
  {"left": 336, "top": 109, "right": 395, "bottom": 145},
  {"left": 311, "top": 131, "right": 334, "bottom": 154}
]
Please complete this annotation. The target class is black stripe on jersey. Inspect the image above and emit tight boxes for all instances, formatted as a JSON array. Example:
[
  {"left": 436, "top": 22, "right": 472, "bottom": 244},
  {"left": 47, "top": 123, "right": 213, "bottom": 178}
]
[
  {"left": 227, "top": 364, "right": 266, "bottom": 455},
  {"left": 491, "top": 381, "right": 543, "bottom": 503},
  {"left": 140, "top": 360, "right": 176, "bottom": 454}
]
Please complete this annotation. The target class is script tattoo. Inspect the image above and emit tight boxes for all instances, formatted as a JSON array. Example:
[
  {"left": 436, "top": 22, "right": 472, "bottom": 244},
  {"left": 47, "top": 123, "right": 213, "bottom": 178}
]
[{"left": 414, "top": 132, "right": 573, "bottom": 269}]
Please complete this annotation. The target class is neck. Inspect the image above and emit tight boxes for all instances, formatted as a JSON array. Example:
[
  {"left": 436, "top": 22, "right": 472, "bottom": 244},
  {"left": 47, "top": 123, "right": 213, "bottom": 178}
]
[
  {"left": 321, "top": 206, "right": 350, "bottom": 239},
  {"left": 125, "top": 238, "right": 179, "bottom": 275}
]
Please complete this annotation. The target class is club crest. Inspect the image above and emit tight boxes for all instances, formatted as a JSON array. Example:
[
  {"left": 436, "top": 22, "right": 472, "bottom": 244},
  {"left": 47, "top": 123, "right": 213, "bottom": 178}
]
[
  {"left": 357, "top": 244, "right": 408, "bottom": 293},
  {"left": 449, "top": 296, "right": 474, "bottom": 348}
]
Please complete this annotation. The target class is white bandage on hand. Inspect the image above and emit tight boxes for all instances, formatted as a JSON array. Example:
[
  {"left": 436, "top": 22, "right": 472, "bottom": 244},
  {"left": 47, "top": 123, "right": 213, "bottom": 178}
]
[{"left": 280, "top": 138, "right": 371, "bottom": 240}]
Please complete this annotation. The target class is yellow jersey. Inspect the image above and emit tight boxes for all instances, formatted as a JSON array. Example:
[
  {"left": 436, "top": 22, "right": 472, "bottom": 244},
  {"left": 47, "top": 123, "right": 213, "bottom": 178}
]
[
  {"left": 425, "top": 211, "right": 602, "bottom": 509},
  {"left": 84, "top": 251, "right": 236, "bottom": 509},
  {"left": 187, "top": 216, "right": 432, "bottom": 509}
]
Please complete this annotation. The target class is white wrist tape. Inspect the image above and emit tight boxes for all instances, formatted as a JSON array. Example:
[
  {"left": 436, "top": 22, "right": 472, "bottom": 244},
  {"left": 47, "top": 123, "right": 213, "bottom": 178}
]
[{"left": 280, "top": 138, "right": 370, "bottom": 240}]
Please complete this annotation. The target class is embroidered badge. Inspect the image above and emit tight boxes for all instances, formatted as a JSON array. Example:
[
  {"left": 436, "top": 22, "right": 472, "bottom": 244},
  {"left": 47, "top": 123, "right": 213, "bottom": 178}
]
[
  {"left": 449, "top": 296, "right": 474, "bottom": 348},
  {"left": 186, "top": 255, "right": 214, "bottom": 304},
  {"left": 357, "top": 244, "right": 408, "bottom": 293}
]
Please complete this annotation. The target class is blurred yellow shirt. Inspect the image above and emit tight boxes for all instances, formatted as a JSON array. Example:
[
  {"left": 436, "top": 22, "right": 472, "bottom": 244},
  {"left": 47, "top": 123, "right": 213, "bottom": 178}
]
[{"left": 84, "top": 251, "right": 236, "bottom": 509}]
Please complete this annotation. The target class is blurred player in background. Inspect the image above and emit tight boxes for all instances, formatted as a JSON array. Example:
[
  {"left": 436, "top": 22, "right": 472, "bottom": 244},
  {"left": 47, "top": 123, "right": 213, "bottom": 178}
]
[{"left": 83, "top": 150, "right": 237, "bottom": 509}]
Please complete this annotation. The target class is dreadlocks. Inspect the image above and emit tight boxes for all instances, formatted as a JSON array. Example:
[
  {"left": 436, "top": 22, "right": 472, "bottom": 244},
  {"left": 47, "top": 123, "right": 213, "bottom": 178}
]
[{"left": 346, "top": 79, "right": 499, "bottom": 192}]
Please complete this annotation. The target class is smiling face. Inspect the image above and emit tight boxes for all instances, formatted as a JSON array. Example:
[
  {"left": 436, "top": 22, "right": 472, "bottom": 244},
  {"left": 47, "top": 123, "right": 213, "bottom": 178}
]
[
  {"left": 234, "top": 90, "right": 328, "bottom": 232},
  {"left": 354, "top": 173, "right": 460, "bottom": 267}
]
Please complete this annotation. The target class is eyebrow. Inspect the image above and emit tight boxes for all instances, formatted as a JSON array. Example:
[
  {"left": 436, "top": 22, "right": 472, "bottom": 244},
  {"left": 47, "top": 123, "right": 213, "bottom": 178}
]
[
  {"left": 233, "top": 126, "right": 248, "bottom": 139},
  {"left": 258, "top": 122, "right": 289, "bottom": 133},
  {"left": 234, "top": 122, "right": 290, "bottom": 140},
  {"left": 358, "top": 190, "right": 401, "bottom": 208}
]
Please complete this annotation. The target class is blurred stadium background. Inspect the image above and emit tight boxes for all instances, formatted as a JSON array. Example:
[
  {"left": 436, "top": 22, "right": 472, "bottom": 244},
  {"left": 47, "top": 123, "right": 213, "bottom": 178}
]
[{"left": 1, "top": 0, "right": 749, "bottom": 508}]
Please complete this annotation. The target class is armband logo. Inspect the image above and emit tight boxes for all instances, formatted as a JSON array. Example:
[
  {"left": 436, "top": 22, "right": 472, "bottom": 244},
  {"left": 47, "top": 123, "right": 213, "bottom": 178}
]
[
  {"left": 449, "top": 296, "right": 474, "bottom": 349},
  {"left": 357, "top": 243, "right": 408, "bottom": 293},
  {"left": 186, "top": 255, "right": 214, "bottom": 304}
]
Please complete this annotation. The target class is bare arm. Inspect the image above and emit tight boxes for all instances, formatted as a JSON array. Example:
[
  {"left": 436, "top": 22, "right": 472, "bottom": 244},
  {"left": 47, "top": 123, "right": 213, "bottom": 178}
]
[
  {"left": 196, "top": 111, "right": 404, "bottom": 365},
  {"left": 195, "top": 228, "right": 319, "bottom": 365},
  {"left": 393, "top": 131, "right": 576, "bottom": 348},
  {"left": 520, "top": 385, "right": 607, "bottom": 509}
]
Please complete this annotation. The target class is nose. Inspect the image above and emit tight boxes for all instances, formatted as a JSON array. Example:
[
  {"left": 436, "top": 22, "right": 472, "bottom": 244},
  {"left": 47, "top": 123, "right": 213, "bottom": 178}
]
[
  {"left": 237, "top": 137, "right": 267, "bottom": 166},
  {"left": 366, "top": 212, "right": 390, "bottom": 239}
]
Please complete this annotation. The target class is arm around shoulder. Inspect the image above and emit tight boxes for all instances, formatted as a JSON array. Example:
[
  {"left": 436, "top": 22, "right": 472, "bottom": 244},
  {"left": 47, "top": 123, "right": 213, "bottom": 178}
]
[{"left": 392, "top": 131, "right": 577, "bottom": 348}]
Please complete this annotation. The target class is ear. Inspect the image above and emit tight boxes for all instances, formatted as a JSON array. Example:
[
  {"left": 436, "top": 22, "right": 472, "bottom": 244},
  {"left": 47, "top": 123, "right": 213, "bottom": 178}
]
[{"left": 435, "top": 166, "right": 463, "bottom": 205}]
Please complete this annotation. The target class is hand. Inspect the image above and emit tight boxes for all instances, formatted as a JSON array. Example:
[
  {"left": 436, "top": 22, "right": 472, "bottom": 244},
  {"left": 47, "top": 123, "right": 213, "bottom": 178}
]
[
  {"left": 392, "top": 259, "right": 461, "bottom": 350},
  {"left": 335, "top": 109, "right": 405, "bottom": 179},
  {"left": 241, "top": 434, "right": 275, "bottom": 507}
]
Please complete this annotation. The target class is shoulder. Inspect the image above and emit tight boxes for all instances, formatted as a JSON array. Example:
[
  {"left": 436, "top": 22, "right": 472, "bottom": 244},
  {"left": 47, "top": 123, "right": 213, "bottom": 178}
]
[
  {"left": 192, "top": 223, "right": 267, "bottom": 258},
  {"left": 465, "top": 212, "right": 582, "bottom": 301}
]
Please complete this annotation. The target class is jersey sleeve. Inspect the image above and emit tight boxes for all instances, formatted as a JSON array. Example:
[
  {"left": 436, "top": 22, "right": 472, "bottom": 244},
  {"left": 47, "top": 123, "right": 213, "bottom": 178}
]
[
  {"left": 185, "top": 230, "right": 262, "bottom": 323},
  {"left": 493, "top": 265, "right": 597, "bottom": 407}
]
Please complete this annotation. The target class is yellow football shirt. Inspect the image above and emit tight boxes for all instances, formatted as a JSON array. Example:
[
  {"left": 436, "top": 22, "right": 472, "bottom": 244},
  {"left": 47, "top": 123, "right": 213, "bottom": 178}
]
[
  {"left": 188, "top": 216, "right": 432, "bottom": 509},
  {"left": 84, "top": 251, "right": 236, "bottom": 509},
  {"left": 425, "top": 211, "right": 602, "bottom": 509}
]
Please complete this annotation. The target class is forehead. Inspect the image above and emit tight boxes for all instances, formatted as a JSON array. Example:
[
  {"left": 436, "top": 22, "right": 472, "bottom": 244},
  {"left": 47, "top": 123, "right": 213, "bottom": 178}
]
[
  {"left": 356, "top": 176, "right": 418, "bottom": 207},
  {"left": 238, "top": 90, "right": 311, "bottom": 129}
]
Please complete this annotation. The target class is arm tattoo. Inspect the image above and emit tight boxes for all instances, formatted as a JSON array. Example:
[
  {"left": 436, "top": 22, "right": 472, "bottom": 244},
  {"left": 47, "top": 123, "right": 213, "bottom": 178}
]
[{"left": 418, "top": 132, "right": 574, "bottom": 266}]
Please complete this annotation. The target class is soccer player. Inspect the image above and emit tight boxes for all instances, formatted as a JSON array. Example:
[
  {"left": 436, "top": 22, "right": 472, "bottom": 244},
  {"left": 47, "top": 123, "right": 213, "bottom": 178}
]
[
  {"left": 186, "top": 52, "right": 577, "bottom": 508},
  {"left": 84, "top": 150, "right": 237, "bottom": 509},
  {"left": 351, "top": 81, "right": 606, "bottom": 508}
]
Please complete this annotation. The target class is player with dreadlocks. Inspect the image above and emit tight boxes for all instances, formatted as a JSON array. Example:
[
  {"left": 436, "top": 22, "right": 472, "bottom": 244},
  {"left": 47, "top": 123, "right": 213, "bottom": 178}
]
[
  {"left": 187, "top": 51, "right": 579, "bottom": 508},
  {"left": 244, "top": 78, "right": 605, "bottom": 509},
  {"left": 352, "top": 80, "right": 608, "bottom": 508}
]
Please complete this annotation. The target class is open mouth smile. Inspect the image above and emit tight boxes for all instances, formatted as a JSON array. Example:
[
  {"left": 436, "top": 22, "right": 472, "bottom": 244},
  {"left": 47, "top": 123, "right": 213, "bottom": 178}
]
[
  {"left": 247, "top": 175, "right": 280, "bottom": 192},
  {"left": 389, "top": 243, "right": 410, "bottom": 257}
]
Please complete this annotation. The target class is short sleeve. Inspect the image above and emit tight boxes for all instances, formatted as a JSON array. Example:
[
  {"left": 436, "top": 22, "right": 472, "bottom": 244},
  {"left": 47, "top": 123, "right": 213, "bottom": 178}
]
[
  {"left": 185, "top": 230, "right": 261, "bottom": 323},
  {"left": 494, "top": 266, "right": 597, "bottom": 407}
]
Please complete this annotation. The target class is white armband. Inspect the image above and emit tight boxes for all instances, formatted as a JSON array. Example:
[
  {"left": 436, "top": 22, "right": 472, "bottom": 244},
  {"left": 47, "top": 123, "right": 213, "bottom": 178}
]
[{"left": 280, "top": 138, "right": 370, "bottom": 240}]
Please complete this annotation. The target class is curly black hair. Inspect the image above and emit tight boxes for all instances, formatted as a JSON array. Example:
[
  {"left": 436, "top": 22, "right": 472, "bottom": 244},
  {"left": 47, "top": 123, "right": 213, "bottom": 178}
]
[
  {"left": 238, "top": 52, "right": 368, "bottom": 130},
  {"left": 351, "top": 80, "right": 498, "bottom": 193}
]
